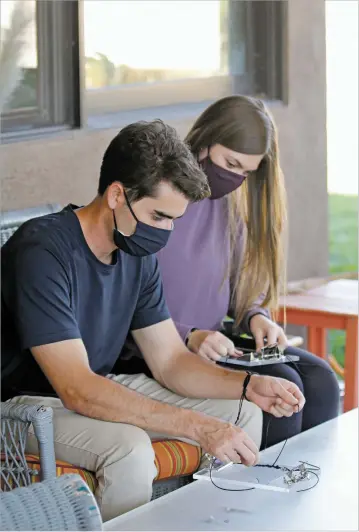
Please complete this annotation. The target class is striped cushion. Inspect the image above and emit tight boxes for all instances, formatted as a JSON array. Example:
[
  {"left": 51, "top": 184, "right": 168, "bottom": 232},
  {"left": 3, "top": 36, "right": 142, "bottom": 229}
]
[
  {"left": 1, "top": 454, "right": 97, "bottom": 493},
  {"left": 153, "top": 440, "right": 201, "bottom": 480},
  {"left": 1, "top": 440, "right": 201, "bottom": 493},
  {"left": 28, "top": 455, "right": 97, "bottom": 493}
]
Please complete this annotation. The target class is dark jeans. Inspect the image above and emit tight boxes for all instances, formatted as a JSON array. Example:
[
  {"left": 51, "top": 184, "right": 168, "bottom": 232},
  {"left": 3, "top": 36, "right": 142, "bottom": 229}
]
[{"left": 255, "top": 346, "right": 340, "bottom": 449}]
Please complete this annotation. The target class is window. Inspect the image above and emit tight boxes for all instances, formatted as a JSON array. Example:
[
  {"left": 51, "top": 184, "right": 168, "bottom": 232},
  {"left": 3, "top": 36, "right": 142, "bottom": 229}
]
[
  {"left": 84, "top": 0, "right": 287, "bottom": 123},
  {"left": 0, "top": 0, "right": 286, "bottom": 137},
  {"left": 0, "top": 0, "right": 81, "bottom": 136},
  {"left": 1, "top": 0, "right": 38, "bottom": 111}
]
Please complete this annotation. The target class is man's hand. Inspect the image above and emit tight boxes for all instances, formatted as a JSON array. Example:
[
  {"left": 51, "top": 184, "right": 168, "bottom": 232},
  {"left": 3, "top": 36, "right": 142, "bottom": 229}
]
[
  {"left": 246, "top": 374, "right": 305, "bottom": 417},
  {"left": 250, "top": 314, "right": 288, "bottom": 351},
  {"left": 197, "top": 418, "right": 259, "bottom": 466},
  {"left": 187, "top": 330, "right": 240, "bottom": 361}
]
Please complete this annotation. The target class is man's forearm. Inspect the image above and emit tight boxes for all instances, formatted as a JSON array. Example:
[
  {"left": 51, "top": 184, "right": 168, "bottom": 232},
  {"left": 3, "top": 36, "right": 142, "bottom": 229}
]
[
  {"left": 68, "top": 372, "right": 208, "bottom": 441},
  {"left": 161, "top": 351, "right": 246, "bottom": 399}
]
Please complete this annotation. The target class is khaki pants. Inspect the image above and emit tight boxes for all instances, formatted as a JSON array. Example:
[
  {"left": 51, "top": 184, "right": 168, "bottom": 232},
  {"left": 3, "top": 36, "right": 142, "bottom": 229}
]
[{"left": 10, "top": 373, "right": 262, "bottom": 522}]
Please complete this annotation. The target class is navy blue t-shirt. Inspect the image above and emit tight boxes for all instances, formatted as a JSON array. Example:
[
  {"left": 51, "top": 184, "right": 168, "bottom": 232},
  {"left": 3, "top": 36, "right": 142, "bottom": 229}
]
[{"left": 1, "top": 205, "right": 170, "bottom": 398}]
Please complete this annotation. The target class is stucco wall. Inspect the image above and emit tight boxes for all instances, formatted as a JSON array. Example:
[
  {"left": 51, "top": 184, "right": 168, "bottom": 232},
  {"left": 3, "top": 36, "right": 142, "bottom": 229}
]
[{"left": 1, "top": 0, "right": 328, "bottom": 282}]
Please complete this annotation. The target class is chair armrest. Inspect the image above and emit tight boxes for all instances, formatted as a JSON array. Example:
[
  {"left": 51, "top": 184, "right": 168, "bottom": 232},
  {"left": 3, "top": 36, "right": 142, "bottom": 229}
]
[
  {"left": 1, "top": 402, "right": 52, "bottom": 425},
  {"left": 1, "top": 402, "right": 57, "bottom": 481},
  {"left": 0, "top": 204, "right": 62, "bottom": 230}
]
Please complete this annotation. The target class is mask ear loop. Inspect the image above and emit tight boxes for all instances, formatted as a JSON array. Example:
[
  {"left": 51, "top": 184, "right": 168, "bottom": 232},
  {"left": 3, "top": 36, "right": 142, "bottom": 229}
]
[
  {"left": 123, "top": 190, "right": 139, "bottom": 222},
  {"left": 113, "top": 190, "right": 139, "bottom": 231},
  {"left": 113, "top": 210, "right": 118, "bottom": 230},
  {"left": 197, "top": 146, "right": 211, "bottom": 165}
]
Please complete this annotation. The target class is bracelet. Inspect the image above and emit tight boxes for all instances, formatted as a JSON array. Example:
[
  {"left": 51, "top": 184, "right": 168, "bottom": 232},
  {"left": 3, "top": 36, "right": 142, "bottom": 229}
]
[
  {"left": 185, "top": 328, "right": 198, "bottom": 346},
  {"left": 242, "top": 371, "right": 258, "bottom": 401},
  {"left": 235, "top": 371, "right": 255, "bottom": 425}
]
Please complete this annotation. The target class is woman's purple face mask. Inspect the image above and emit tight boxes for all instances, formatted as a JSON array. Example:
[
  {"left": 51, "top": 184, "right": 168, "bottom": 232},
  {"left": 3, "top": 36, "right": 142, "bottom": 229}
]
[{"left": 200, "top": 145, "right": 264, "bottom": 200}]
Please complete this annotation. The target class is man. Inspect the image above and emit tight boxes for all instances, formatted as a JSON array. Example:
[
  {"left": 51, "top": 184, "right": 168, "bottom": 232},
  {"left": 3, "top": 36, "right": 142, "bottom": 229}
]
[{"left": 1, "top": 120, "right": 304, "bottom": 521}]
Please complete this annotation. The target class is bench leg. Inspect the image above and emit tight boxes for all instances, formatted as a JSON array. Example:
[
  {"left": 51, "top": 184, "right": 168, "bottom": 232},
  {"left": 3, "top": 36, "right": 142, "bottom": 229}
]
[
  {"left": 308, "top": 326, "right": 327, "bottom": 359},
  {"left": 343, "top": 317, "right": 358, "bottom": 412}
]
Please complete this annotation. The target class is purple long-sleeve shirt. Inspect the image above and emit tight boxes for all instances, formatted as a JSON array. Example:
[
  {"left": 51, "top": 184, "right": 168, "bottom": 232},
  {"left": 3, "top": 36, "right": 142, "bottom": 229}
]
[{"left": 157, "top": 197, "right": 269, "bottom": 341}]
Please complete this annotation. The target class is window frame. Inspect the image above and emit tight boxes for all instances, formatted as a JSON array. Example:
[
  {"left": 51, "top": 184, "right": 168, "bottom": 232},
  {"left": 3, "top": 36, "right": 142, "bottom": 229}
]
[
  {"left": 83, "top": 0, "right": 288, "bottom": 119},
  {"left": 0, "top": 0, "right": 288, "bottom": 136},
  {"left": 1, "top": 0, "right": 81, "bottom": 135},
  {"left": 247, "top": 0, "right": 288, "bottom": 103}
]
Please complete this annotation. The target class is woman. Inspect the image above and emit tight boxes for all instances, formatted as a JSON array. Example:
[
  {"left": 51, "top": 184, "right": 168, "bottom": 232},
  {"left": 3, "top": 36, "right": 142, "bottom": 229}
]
[{"left": 157, "top": 95, "right": 340, "bottom": 448}]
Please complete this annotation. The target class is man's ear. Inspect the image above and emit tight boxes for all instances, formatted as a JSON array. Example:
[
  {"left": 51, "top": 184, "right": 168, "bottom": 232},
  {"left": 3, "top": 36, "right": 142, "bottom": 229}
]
[{"left": 106, "top": 182, "right": 126, "bottom": 210}]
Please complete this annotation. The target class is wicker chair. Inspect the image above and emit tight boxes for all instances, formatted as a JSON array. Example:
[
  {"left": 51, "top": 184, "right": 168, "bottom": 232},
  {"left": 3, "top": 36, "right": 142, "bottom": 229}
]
[
  {"left": 0, "top": 473, "right": 103, "bottom": 531},
  {"left": 0, "top": 204, "right": 61, "bottom": 247},
  {"left": 1, "top": 402, "right": 56, "bottom": 491},
  {"left": 1, "top": 205, "right": 61, "bottom": 493}
]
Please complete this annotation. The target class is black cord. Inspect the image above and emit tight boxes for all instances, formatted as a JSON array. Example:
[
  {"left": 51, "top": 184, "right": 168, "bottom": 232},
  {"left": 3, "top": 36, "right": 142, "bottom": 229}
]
[
  {"left": 261, "top": 415, "right": 272, "bottom": 451},
  {"left": 234, "top": 394, "right": 245, "bottom": 426},
  {"left": 234, "top": 371, "right": 253, "bottom": 425},
  {"left": 253, "top": 417, "right": 320, "bottom": 492},
  {"left": 296, "top": 470, "right": 320, "bottom": 492},
  {"left": 271, "top": 437, "right": 287, "bottom": 467},
  {"left": 209, "top": 382, "right": 320, "bottom": 493},
  {"left": 253, "top": 418, "right": 288, "bottom": 468},
  {"left": 209, "top": 377, "right": 257, "bottom": 492},
  {"left": 209, "top": 458, "right": 256, "bottom": 492}
]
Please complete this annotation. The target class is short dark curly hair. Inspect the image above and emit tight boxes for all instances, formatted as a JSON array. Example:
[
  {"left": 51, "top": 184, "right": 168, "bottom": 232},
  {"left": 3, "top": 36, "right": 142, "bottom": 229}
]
[{"left": 98, "top": 120, "right": 210, "bottom": 202}]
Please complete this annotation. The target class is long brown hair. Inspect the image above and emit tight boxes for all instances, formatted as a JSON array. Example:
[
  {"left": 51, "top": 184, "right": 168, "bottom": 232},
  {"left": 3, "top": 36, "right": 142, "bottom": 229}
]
[{"left": 185, "top": 95, "right": 287, "bottom": 328}]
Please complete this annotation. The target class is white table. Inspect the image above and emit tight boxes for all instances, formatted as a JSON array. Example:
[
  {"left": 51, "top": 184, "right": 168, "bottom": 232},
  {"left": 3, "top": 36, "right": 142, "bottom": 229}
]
[{"left": 104, "top": 410, "right": 358, "bottom": 531}]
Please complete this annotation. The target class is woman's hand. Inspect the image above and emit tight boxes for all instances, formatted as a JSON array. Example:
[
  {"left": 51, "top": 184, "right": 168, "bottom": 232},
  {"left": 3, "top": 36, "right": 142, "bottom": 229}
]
[
  {"left": 187, "top": 330, "right": 240, "bottom": 362},
  {"left": 249, "top": 314, "right": 288, "bottom": 351},
  {"left": 246, "top": 374, "right": 306, "bottom": 417}
]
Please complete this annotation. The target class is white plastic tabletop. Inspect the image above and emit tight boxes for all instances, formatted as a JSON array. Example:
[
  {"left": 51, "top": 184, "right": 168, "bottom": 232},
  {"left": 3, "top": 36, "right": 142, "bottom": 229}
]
[{"left": 104, "top": 410, "right": 358, "bottom": 531}]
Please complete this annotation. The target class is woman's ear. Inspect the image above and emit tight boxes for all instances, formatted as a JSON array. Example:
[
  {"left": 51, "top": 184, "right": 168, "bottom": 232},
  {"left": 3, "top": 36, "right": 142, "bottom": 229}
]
[{"left": 198, "top": 147, "right": 208, "bottom": 162}]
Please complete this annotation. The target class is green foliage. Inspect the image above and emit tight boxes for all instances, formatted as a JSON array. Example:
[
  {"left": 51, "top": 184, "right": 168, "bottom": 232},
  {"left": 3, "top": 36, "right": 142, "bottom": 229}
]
[
  {"left": 329, "top": 194, "right": 358, "bottom": 274},
  {"left": 328, "top": 194, "right": 358, "bottom": 371},
  {"left": 5, "top": 67, "right": 37, "bottom": 110}
]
